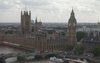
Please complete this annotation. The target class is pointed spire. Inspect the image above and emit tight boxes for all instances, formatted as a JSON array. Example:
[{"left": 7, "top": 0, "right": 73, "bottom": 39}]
[
  {"left": 71, "top": 8, "right": 74, "bottom": 16},
  {"left": 68, "top": 8, "right": 77, "bottom": 23},
  {"left": 35, "top": 17, "right": 38, "bottom": 23}
]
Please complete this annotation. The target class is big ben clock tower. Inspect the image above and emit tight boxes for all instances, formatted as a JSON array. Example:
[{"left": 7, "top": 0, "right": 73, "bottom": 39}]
[{"left": 67, "top": 9, "right": 77, "bottom": 45}]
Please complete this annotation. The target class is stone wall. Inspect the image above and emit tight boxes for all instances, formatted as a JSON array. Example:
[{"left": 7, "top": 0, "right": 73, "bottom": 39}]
[{"left": 0, "top": 34, "right": 67, "bottom": 51}]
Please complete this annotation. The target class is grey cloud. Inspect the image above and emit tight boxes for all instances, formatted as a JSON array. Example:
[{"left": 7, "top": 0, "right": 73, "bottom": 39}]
[
  {"left": 0, "top": 1, "right": 11, "bottom": 11},
  {"left": 0, "top": 0, "right": 100, "bottom": 23},
  {"left": 21, "top": 0, "right": 51, "bottom": 6},
  {"left": 20, "top": 0, "right": 59, "bottom": 13}
]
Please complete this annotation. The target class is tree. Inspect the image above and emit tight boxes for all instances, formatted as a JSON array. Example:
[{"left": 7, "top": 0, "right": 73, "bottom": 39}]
[
  {"left": 61, "top": 32, "right": 66, "bottom": 36},
  {"left": 93, "top": 46, "right": 100, "bottom": 57},
  {"left": 5, "top": 30, "right": 13, "bottom": 34},
  {"left": 74, "top": 43, "right": 85, "bottom": 55},
  {"left": 66, "top": 45, "right": 74, "bottom": 51},
  {"left": 48, "top": 30, "right": 55, "bottom": 34},
  {"left": 77, "top": 31, "right": 87, "bottom": 41}
]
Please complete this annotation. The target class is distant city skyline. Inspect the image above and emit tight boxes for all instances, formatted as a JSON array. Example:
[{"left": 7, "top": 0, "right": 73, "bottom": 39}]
[{"left": 0, "top": 0, "right": 100, "bottom": 23}]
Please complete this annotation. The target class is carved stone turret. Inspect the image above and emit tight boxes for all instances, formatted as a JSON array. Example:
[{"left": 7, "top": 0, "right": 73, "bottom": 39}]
[{"left": 21, "top": 10, "right": 31, "bottom": 36}]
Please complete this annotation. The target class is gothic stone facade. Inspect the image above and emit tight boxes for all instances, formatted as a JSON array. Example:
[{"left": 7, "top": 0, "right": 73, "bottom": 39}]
[
  {"left": 67, "top": 9, "right": 77, "bottom": 45},
  {"left": 21, "top": 10, "right": 31, "bottom": 36},
  {"left": 0, "top": 9, "right": 77, "bottom": 51}
]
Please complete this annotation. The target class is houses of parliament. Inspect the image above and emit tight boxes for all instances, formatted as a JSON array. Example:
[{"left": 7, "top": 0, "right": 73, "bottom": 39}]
[
  {"left": 19, "top": 9, "right": 77, "bottom": 51},
  {"left": 0, "top": 9, "right": 77, "bottom": 51}
]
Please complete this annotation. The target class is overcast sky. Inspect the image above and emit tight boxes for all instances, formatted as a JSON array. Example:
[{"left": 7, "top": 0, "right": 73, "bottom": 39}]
[{"left": 0, "top": 0, "right": 100, "bottom": 23}]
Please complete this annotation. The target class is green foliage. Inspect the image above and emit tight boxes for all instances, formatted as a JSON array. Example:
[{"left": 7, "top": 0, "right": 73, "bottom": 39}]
[
  {"left": 74, "top": 43, "right": 85, "bottom": 55},
  {"left": 5, "top": 30, "right": 13, "bottom": 34},
  {"left": 77, "top": 31, "right": 87, "bottom": 41},
  {"left": 61, "top": 32, "right": 66, "bottom": 36},
  {"left": 93, "top": 46, "right": 100, "bottom": 57},
  {"left": 17, "top": 55, "right": 25, "bottom": 61},
  {"left": 34, "top": 55, "right": 43, "bottom": 60},
  {"left": 45, "top": 54, "right": 57, "bottom": 59},
  {"left": 48, "top": 30, "right": 55, "bottom": 34},
  {"left": 66, "top": 45, "right": 74, "bottom": 51}
]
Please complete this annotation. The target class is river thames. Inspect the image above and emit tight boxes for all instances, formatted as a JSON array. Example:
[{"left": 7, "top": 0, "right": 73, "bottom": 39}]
[
  {"left": 0, "top": 45, "right": 97, "bottom": 63},
  {"left": 15, "top": 60, "right": 52, "bottom": 63},
  {"left": 0, "top": 45, "right": 52, "bottom": 63}
]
